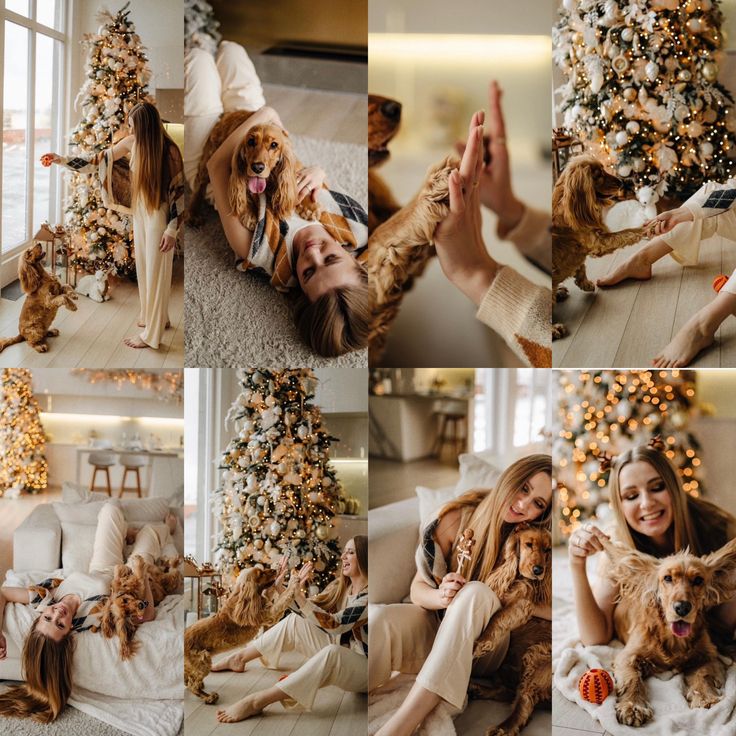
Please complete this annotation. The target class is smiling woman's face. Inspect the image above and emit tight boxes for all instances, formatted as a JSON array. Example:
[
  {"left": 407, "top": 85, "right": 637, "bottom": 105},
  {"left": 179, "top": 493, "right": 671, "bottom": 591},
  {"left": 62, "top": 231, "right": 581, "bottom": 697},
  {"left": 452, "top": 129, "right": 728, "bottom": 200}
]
[
  {"left": 35, "top": 599, "right": 75, "bottom": 642},
  {"left": 618, "top": 460, "right": 673, "bottom": 546},
  {"left": 293, "top": 224, "right": 361, "bottom": 302},
  {"left": 502, "top": 471, "right": 552, "bottom": 524}
]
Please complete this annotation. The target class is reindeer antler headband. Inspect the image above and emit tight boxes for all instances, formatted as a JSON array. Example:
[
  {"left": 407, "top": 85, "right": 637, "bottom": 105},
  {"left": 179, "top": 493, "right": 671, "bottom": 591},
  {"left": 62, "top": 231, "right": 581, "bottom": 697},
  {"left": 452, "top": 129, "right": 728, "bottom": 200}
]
[{"left": 598, "top": 435, "right": 667, "bottom": 473}]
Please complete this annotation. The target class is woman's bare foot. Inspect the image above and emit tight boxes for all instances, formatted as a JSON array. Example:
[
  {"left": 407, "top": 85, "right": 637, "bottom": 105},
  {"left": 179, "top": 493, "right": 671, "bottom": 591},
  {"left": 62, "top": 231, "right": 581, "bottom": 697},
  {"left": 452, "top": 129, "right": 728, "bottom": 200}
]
[
  {"left": 211, "top": 650, "right": 248, "bottom": 672},
  {"left": 216, "top": 694, "right": 264, "bottom": 723},
  {"left": 596, "top": 252, "right": 653, "bottom": 287},
  {"left": 652, "top": 316, "right": 716, "bottom": 368},
  {"left": 124, "top": 336, "right": 150, "bottom": 349}
]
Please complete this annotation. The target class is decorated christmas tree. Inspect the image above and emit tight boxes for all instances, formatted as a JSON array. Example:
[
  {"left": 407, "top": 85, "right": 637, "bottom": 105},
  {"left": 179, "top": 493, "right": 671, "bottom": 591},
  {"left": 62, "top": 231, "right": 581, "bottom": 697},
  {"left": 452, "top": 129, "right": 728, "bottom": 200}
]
[
  {"left": 214, "top": 369, "right": 349, "bottom": 590},
  {"left": 65, "top": 3, "right": 153, "bottom": 277},
  {"left": 553, "top": 0, "right": 736, "bottom": 199},
  {"left": 554, "top": 370, "right": 703, "bottom": 537},
  {"left": 185, "top": 0, "right": 221, "bottom": 55},
  {"left": 0, "top": 370, "right": 47, "bottom": 496}
]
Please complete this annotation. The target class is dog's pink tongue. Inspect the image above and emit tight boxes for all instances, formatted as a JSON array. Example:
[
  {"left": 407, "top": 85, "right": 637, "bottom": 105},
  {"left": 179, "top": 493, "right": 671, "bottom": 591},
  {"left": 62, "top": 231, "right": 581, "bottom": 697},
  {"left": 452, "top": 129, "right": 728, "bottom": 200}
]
[
  {"left": 671, "top": 621, "right": 692, "bottom": 637},
  {"left": 248, "top": 177, "right": 266, "bottom": 194}
]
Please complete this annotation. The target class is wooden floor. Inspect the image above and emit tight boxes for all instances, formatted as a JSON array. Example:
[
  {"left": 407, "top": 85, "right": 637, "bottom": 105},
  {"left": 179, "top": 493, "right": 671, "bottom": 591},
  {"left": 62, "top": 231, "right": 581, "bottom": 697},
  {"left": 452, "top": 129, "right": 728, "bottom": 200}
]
[
  {"left": 184, "top": 651, "right": 366, "bottom": 736},
  {"left": 368, "top": 456, "right": 461, "bottom": 509},
  {"left": 0, "top": 259, "right": 184, "bottom": 368},
  {"left": 554, "top": 236, "right": 736, "bottom": 367},
  {"left": 553, "top": 686, "right": 612, "bottom": 736},
  {"left": 263, "top": 83, "right": 366, "bottom": 146}
]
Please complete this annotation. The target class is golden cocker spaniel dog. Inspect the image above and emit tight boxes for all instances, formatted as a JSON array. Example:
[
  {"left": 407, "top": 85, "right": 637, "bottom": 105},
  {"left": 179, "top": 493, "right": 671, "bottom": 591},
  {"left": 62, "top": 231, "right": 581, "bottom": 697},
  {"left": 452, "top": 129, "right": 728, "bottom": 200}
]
[
  {"left": 368, "top": 94, "right": 402, "bottom": 234},
  {"left": 184, "top": 566, "right": 299, "bottom": 704},
  {"left": 552, "top": 155, "right": 645, "bottom": 338},
  {"left": 0, "top": 244, "right": 78, "bottom": 354},
  {"left": 187, "top": 110, "right": 320, "bottom": 230},
  {"left": 599, "top": 534, "right": 736, "bottom": 727}
]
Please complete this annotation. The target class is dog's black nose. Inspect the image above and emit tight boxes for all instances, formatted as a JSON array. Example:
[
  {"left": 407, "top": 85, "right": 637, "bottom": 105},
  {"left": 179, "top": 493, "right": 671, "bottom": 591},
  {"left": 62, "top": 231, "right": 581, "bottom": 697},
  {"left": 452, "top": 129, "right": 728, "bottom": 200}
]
[
  {"left": 674, "top": 600, "right": 692, "bottom": 617},
  {"left": 138, "top": 601, "right": 148, "bottom": 610},
  {"left": 532, "top": 565, "right": 544, "bottom": 577},
  {"left": 251, "top": 162, "right": 265, "bottom": 174},
  {"left": 381, "top": 100, "right": 401, "bottom": 121}
]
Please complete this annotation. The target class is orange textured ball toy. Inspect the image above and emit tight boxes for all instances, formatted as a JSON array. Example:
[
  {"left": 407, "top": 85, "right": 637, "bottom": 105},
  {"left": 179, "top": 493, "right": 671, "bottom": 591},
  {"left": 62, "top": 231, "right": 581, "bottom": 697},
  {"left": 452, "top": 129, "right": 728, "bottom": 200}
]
[
  {"left": 713, "top": 275, "right": 729, "bottom": 293},
  {"left": 578, "top": 669, "right": 614, "bottom": 704}
]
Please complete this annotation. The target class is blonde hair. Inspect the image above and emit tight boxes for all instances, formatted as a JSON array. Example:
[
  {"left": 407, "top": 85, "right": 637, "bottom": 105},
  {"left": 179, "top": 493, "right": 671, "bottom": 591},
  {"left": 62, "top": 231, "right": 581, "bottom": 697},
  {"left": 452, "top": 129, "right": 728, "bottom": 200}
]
[
  {"left": 292, "top": 263, "right": 370, "bottom": 357},
  {"left": 311, "top": 535, "right": 368, "bottom": 613},
  {"left": 608, "top": 445, "right": 733, "bottom": 557},
  {"left": 439, "top": 454, "right": 552, "bottom": 583},
  {"left": 0, "top": 619, "right": 75, "bottom": 722},
  {"left": 127, "top": 101, "right": 176, "bottom": 212}
]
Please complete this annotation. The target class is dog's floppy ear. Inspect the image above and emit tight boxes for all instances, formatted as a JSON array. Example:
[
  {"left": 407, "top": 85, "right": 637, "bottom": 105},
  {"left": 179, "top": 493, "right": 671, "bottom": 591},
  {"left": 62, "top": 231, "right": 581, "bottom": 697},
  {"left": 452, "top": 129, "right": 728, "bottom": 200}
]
[
  {"left": 483, "top": 530, "right": 519, "bottom": 593},
  {"left": 225, "top": 568, "right": 266, "bottom": 627},
  {"left": 229, "top": 143, "right": 253, "bottom": 225},
  {"left": 599, "top": 535, "right": 659, "bottom": 605},
  {"left": 560, "top": 159, "right": 605, "bottom": 231},
  {"left": 703, "top": 537, "right": 736, "bottom": 606},
  {"left": 270, "top": 133, "right": 298, "bottom": 221},
  {"left": 19, "top": 251, "right": 42, "bottom": 293}
]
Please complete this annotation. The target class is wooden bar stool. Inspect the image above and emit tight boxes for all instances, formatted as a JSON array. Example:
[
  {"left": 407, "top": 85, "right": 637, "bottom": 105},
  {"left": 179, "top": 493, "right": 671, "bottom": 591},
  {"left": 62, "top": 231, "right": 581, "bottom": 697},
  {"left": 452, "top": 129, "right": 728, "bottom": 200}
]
[
  {"left": 118, "top": 453, "right": 149, "bottom": 497},
  {"left": 431, "top": 399, "right": 468, "bottom": 461},
  {"left": 88, "top": 451, "right": 116, "bottom": 496}
]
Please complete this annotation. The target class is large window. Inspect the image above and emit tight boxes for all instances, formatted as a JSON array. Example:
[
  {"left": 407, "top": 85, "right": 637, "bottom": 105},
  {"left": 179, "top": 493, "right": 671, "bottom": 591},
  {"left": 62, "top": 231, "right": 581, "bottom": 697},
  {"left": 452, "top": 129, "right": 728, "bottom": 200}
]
[{"left": 1, "top": 2, "right": 65, "bottom": 256}]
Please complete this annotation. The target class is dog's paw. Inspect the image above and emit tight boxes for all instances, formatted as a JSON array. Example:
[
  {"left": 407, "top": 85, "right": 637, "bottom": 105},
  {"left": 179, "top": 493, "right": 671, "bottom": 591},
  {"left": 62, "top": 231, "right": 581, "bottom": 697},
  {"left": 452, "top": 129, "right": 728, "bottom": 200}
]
[
  {"left": 555, "top": 286, "right": 569, "bottom": 302},
  {"left": 615, "top": 699, "right": 653, "bottom": 727},
  {"left": 686, "top": 687, "right": 721, "bottom": 710},
  {"left": 204, "top": 692, "right": 219, "bottom": 705},
  {"left": 421, "top": 155, "right": 458, "bottom": 207},
  {"left": 31, "top": 343, "right": 49, "bottom": 353},
  {"left": 576, "top": 278, "right": 595, "bottom": 292},
  {"left": 47, "top": 328, "right": 59, "bottom": 337},
  {"left": 552, "top": 323, "right": 568, "bottom": 340}
]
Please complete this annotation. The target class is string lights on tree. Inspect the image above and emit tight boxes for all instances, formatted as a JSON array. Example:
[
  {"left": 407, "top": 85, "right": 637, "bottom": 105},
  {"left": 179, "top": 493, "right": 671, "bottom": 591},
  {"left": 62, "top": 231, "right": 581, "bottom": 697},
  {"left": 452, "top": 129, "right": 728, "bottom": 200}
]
[
  {"left": 65, "top": 3, "right": 153, "bottom": 277},
  {"left": 0, "top": 370, "right": 48, "bottom": 496},
  {"left": 214, "top": 369, "right": 352, "bottom": 590},
  {"left": 555, "top": 370, "right": 704, "bottom": 537},
  {"left": 554, "top": 0, "right": 736, "bottom": 200},
  {"left": 185, "top": 0, "right": 221, "bottom": 55}
]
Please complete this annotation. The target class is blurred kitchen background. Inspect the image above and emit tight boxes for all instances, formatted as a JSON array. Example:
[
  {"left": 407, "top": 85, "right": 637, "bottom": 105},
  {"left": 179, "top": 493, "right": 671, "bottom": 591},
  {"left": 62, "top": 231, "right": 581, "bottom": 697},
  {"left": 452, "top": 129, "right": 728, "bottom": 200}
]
[{"left": 369, "top": 0, "right": 553, "bottom": 366}]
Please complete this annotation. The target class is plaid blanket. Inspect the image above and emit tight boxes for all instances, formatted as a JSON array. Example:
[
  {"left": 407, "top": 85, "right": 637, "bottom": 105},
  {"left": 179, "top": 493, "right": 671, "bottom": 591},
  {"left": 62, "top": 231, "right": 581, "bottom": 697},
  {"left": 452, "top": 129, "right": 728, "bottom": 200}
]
[{"left": 236, "top": 185, "right": 368, "bottom": 292}]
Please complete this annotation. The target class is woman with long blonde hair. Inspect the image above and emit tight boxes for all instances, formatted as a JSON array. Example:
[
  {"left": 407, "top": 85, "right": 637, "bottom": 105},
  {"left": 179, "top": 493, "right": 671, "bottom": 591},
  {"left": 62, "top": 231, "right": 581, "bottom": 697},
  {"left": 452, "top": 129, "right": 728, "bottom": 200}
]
[
  {"left": 370, "top": 454, "right": 552, "bottom": 736},
  {"left": 210, "top": 536, "right": 368, "bottom": 723},
  {"left": 569, "top": 441, "right": 736, "bottom": 646},
  {"left": 43, "top": 100, "right": 187, "bottom": 350}
]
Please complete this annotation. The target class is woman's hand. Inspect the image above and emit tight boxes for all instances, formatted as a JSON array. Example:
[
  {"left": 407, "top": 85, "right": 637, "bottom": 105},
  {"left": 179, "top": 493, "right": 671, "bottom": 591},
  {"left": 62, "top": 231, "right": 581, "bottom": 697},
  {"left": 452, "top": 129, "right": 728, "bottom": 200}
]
[
  {"left": 274, "top": 555, "right": 289, "bottom": 591},
  {"left": 159, "top": 233, "right": 176, "bottom": 253},
  {"left": 297, "top": 166, "right": 326, "bottom": 202},
  {"left": 568, "top": 523, "right": 609, "bottom": 567},
  {"left": 295, "top": 562, "right": 313, "bottom": 605},
  {"left": 437, "top": 572, "right": 466, "bottom": 608},
  {"left": 454, "top": 81, "right": 524, "bottom": 234},
  {"left": 433, "top": 113, "right": 499, "bottom": 306},
  {"left": 644, "top": 207, "right": 694, "bottom": 238},
  {"left": 40, "top": 153, "right": 61, "bottom": 167}
]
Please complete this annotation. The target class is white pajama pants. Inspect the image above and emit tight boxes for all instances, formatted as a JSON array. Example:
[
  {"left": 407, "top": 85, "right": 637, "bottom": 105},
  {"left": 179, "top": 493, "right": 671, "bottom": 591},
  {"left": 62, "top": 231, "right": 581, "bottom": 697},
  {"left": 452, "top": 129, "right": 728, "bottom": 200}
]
[
  {"left": 134, "top": 200, "right": 173, "bottom": 349},
  {"left": 368, "top": 581, "right": 508, "bottom": 710},
  {"left": 89, "top": 502, "right": 167, "bottom": 577},
  {"left": 253, "top": 612, "right": 367, "bottom": 710},
  {"left": 184, "top": 41, "right": 265, "bottom": 188},
  {"left": 664, "top": 177, "right": 736, "bottom": 295}
]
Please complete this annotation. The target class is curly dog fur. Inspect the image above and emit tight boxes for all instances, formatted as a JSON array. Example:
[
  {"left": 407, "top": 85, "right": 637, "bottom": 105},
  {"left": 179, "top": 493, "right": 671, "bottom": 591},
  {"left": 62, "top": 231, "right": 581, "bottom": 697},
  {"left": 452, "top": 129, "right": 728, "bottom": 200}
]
[
  {"left": 187, "top": 109, "right": 320, "bottom": 229},
  {"left": 0, "top": 244, "right": 78, "bottom": 353},
  {"left": 184, "top": 567, "right": 299, "bottom": 704},
  {"left": 552, "top": 155, "right": 645, "bottom": 339},
  {"left": 599, "top": 534, "right": 736, "bottom": 727},
  {"left": 368, "top": 94, "right": 402, "bottom": 234},
  {"left": 469, "top": 616, "right": 551, "bottom": 736}
]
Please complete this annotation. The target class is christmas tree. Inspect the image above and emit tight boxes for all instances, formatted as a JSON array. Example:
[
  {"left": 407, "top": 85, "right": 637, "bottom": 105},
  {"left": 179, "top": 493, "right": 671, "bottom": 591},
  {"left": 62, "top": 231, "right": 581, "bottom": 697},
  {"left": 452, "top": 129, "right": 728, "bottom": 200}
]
[
  {"left": 185, "top": 0, "right": 221, "bottom": 55},
  {"left": 214, "top": 369, "right": 349, "bottom": 590},
  {"left": 65, "top": 3, "right": 153, "bottom": 277},
  {"left": 0, "top": 370, "right": 48, "bottom": 496},
  {"left": 554, "top": 370, "right": 703, "bottom": 537},
  {"left": 553, "top": 0, "right": 736, "bottom": 199}
]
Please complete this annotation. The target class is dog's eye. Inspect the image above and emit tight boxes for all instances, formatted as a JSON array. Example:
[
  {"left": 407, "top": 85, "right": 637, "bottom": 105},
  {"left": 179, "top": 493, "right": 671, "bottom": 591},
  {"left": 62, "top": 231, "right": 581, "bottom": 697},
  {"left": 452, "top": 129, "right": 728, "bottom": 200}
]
[
  {"left": 663, "top": 575, "right": 672, "bottom": 583},
  {"left": 247, "top": 138, "right": 256, "bottom": 147},
  {"left": 525, "top": 542, "right": 533, "bottom": 548},
  {"left": 692, "top": 576, "right": 704, "bottom": 586},
  {"left": 270, "top": 141, "right": 279, "bottom": 149}
]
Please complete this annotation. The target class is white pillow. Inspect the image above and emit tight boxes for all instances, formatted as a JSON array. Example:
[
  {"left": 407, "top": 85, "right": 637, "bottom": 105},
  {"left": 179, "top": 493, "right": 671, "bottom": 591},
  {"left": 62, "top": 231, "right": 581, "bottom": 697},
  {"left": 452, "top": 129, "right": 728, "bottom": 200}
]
[
  {"left": 119, "top": 497, "right": 169, "bottom": 523},
  {"left": 53, "top": 500, "right": 109, "bottom": 525},
  {"left": 61, "top": 481, "right": 108, "bottom": 504},
  {"left": 60, "top": 522, "right": 97, "bottom": 573},
  {"left": 53, "top": 498, "right": 169, "bottom": 526},
  {"left": 455, "top": 451, "right": 502, "bottom": 495},
  {"left": 416, "top": 485, "right": 457, "bottom": 528}
]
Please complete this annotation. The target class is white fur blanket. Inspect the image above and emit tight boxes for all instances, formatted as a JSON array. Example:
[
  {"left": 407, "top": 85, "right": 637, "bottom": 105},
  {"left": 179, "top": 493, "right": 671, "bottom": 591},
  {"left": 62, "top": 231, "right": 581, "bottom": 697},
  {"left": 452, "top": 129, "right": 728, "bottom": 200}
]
[
  {"left": 3, "top": 569, "right": 183, "bottom": 736},
  {"left": 368, "top": 674, "right": 461, "bottom": 736},
  {"left": 553, "top": 551, "right": 736, "bottom": 735}
]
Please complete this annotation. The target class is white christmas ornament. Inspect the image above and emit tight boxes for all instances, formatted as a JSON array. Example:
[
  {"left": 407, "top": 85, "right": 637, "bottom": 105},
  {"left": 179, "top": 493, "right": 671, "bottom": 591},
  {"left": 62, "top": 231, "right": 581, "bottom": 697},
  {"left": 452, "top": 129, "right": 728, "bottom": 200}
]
[
  {"left": 615, "top": 131, "right": 629, "bottom": 146},
  {"left": 645, "top": 62, "right": 659, "bottom": 82}
]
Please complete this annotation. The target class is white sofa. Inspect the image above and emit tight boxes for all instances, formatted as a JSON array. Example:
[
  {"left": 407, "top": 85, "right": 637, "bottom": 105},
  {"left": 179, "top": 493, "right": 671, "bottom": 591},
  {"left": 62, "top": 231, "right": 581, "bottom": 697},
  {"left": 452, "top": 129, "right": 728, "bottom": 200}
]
[{"left": 1, "top": 493, "right": 183, "bottom": 682}]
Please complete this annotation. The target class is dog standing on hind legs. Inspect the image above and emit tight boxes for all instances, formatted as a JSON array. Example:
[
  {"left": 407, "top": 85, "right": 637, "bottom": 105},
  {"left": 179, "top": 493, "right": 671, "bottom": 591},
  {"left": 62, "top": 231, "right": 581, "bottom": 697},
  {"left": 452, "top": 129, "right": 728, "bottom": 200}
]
[{"left": 184, "top": 566, "right": 299, "bottom": 704}]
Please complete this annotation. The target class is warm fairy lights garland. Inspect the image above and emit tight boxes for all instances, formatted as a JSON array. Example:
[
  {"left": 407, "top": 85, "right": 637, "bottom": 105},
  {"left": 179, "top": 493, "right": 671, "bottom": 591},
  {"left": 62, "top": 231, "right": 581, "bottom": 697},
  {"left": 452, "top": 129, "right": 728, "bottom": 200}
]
[
  {"left": 555, "top": 370, "right": 703, "bottom": 537},
  {"left": 72, "top": 369, "right": 183, "bottom": 402}
]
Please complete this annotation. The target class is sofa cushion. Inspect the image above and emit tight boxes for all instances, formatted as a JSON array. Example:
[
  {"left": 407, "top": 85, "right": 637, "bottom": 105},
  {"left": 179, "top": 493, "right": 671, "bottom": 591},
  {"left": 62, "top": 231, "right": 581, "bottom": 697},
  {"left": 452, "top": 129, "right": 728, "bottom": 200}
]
[
  {"left": 60, "top": 521, "right": 98, "bottom": 573},
  {"left": 416, "top": 484, "right": 457, "bottom": 528},
  {"left": 455, "top": 451, "right": 502, "bottom": 494}
]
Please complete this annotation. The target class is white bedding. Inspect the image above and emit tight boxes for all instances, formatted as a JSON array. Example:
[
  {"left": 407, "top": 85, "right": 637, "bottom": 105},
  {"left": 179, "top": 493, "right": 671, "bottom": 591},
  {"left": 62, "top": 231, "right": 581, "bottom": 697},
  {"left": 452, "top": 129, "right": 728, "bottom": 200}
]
[
  {"left": 553, "top": 550, "right": 736, "bottom": 736},
  {"left": 3, "top": 569, "right": 183, "bottom": 736}
]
